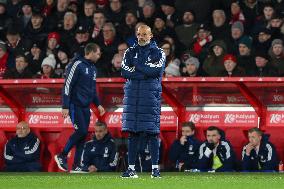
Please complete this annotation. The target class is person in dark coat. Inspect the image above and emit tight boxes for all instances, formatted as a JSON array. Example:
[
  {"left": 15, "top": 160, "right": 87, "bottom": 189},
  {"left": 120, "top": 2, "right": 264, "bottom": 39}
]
[{"left": 121, "top": 25, "right": 166, "bottom": 178}]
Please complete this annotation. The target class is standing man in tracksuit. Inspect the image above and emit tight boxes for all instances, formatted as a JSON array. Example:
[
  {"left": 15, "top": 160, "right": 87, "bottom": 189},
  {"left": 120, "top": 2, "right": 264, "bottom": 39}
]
[
  {"left": 55, "top": 43, "right": 105, "bottom": 172},
  {"left": 121, "top": 25, "right": 166, "bottom": 178}
]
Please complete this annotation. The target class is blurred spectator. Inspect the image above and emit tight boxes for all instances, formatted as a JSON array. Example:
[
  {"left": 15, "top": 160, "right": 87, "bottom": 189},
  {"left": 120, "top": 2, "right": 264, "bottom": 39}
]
[
  {"left": 69, "top": 25, "right": 91, "bottom": 56},
  {"left": 46, "top": 32, "right": 60, "bottom": 56},
  {"left": 182, "top": 56, "right": 203, "bottom": 77},
  {"left": 165, "top": 62, "right": 180, "bottom": 77},
  {"left": 237, "top": 35, "right": 254, "bottom": 70},
  {"left": 4, "top": 121, "right": 41, "bottom": 172},
  {"left": 269, "top": 39, "right": 284, "bottom": 76},
  {"left": 175, "top": 0, "right": 212, "bottom": 23},
  {"left": 242, "top": 127, "right": 278, "bottom": 172},
  {"left": 0, "top": 40, "right": 13, "bottom": 78},
  {"left": 23, "top": 10, "right": 47, "bottom": 46},
  {"left": 191, "top": 24, "right": 212, "bottom": 63},
  {"left": 169, "top": 122, "right": 201, "bottom": 171},
  {"left": 67, "top": 0, "right": 79, "bottom": 14},
  {"left": 175, "top": 9, "right": 198, "bottom": 50},
  {"left": 42, "top": 0, "right": 57, "bottom": 17},
  {"left": 268, "top": 13, "right": 283, "bottom": 40},
  {"left": 91, "top": 10, "right": 106, "bottom": 40},
  {"left": 13, "top": 0, "right": 33, "bottom": 32},
  {"left": 109, "top": 53, "right": 122, "bottom": 77},
  {"left": 140, "top": 0, "right": 156, "bottom": 28},
  {"left": 59, "top": 11, "right": 77, "bottom": 47},
  {"left": 247, "top": 50, "right": 278, "bottom": 76},
  {"left": 226, "top": 21, "right": 245, "bottom": 54},
  {"left": 96, "top": 0, "right": 109, "bottom": 10},
  {"left": 95, "top": 22, "right": 121, "bottom": 77},
  {"left": 55, "top": 45, "right": 71, "bottom": 77},
  {"left": 27, "top": 41, "right": 45, "bottom": 74},
  {"left": 117, "top": 42, "right": 128, "bottom": 57},
  {"left": 3, "top": 53, "right": 33, "bottom": 79},
  {"left": 35, "top": 54, "right": 60, "bottom": 79},
  {"left": 160, "top": 0, "right": 180, "bottom": 28},
  {"left": 202, "top": 40, "right": 227, "bottom": 76},
  {"left": 254, "top": 28, "right": 272, "bottom": 52},
  {"left": 198, "top": 126, "right": 236, "bottom": 172},
  {"left": 106, "top": 0, "right": 126, "bottom": 27},
  {"left": 210, "top": 10, "right": 231, "bottom": 42},
  {"left": 242, "top": 0, "right": 261, "bottom": 34},
  {"left": 79, "top": 0, "right": 96, "bottom": 28},
  {"left": 0, "top": 2, "right": 12, "bottom": 40},
  {"left": 159, "top": 40, "right": 180, "bottom": 67},
  {"left": 6, "top": 0, "right": 22, "bottom": 19},
  {"left": 117, "top": 10, "right": 138, "bottom": 41},
  {"left": 229, "top": 1, "right": 245, "bottom": 25},
  {"left": 218, "top": 54, "right": 245, "bottom": 76}
]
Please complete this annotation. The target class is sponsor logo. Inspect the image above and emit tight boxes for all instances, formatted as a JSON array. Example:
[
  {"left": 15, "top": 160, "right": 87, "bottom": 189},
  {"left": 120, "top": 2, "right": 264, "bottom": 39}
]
[
  {"left": 108, "top": 114, "right": 122, "bottom": 124},
  {"left": 189, "top": 113, "right": 220, "bottom": 123},
  {"left": 270, "top": 114, "right": 284, "bottom": 124},
  {"left": 29, "top": 114, "right": 59, "bottom": 124},
  {"left": 224, "top": 114, "right": 255, "bottom": 123},
  {"left": 273, "top": 95, "right": 284, "bottom": 102}
]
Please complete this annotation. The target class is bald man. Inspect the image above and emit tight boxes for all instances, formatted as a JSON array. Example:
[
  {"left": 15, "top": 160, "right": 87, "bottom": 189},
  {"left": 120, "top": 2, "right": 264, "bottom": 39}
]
[
  {"left": 121, "top": 25, "right": 166, "bottom": 178},
  {"left": 4, "top": 121, "right": 41, "bottom": 172}
]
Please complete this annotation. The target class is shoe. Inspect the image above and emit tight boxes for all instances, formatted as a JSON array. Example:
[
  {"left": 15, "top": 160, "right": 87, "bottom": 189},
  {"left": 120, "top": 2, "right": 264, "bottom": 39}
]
[
  {"left": 70, "top": 166, "right": 88, "bottom": 173},
  {"left": 151, "top": 168, "right": 161, "bottom": 178},
  {"left": 121, "top": 168, "right": 138, "bottom": 178},
  {"left": 54, "top": 154, "right": 68, "bottom": 172}
]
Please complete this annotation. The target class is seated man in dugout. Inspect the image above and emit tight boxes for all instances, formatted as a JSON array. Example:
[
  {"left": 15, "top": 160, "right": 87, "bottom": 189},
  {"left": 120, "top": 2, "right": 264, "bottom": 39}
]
[
  {"left": 4, "top": 121, "right": 41, "bottom": 172},
  {"left": 198, "top": 126, "right": 236, "bottom": 172},
  {"left": 242, "top": 127, "right": 279, "bottom": 172}
]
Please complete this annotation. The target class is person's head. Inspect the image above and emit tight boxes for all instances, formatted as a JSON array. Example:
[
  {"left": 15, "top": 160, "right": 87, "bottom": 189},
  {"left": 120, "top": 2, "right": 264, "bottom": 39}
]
[
  {"left": 165, "top": 63, "right": 180, "bottom": 77},
  {"left": 46, "top": 0, "right": 55, "bottom": 6},
  {"left": 16, "top": 121, "right": 30, "bottom": 138},
  {"left": 159, "top": 41, "right": 172, "bottom": 57},
  {"left": 231, "top": 1, "right": 241, "bottom": 15},
  {"left": 42, "top": 54, "right": 56, "bottom": 75},
  {"left": 136, "top": 24, "right": 153, "bottom": 46},
  {"left": 272, "top": 39, "right": 283, "bottom": 56},
  {"left": 270, "top": 14, "right": 282, "bottom": 28},
  {"left": 111, "top": 53, "right": 123, "bottom": 69},
  {"left": 263, "top": 3, "right": 274, "bottom": 20},
  {"left": 84, "top": 0, "right": 96, "bottom": 17},
  {"left": 125, "top": 10, "right": 137, "bottom": 26},
  {"left": 47, "top": 32, "right": 60, "bottom": 50},
  {"left": 21, "top": 1, "right": 32, "bottom": 16},
  {"left": 212, "top": 44, "right": 224, "bottom": 56},
  {"left": 239, "top": 36, "right": 252, "bottom": 56},
  {"left": 68, "top": 1, "right": 78, "bottom": 13},
  {"left": 93, "top": 10, "right": 106, "bottom": 28},
  {"left": 57, "top": 0, "right": 69, "bottom": 12},
  {"left": 63, "top": 11, "right": 77, "bottom": 30},
  {"left": 182, "top": 10, "right": 195, "bottom": 25},
  {"left": 197, "top": 24, "right": 210, "bottom": 40},
  {"left": 223, "top": 54, "right": 237, "bottom": 72},
  {"left": 109, "top": 0, "right": 121, "bottom": 13},
  {"left": 30, "top": 42, "right": 42, "bottom": 56},
  {"left": 255, "top": 51, "right": 269, "bottom": 68},
  {"left": 84, "top": 43, "right": 101, "bottom": 62},
  {"left": 212, "top": 9, "right": 226, "bottom": 27},
  {"left": 6, "top": 29, "right": 20, "bottom": 46},
  {"left": 181, "top": 122, "right": 196, "bottom": 137},
  {"left": 117, "top": 42, "right": 128, "bottom": 57},
  {"left": 258, "top": 28, "right": 271, "bottom": 43},
  {"left": 0, "top": 3, "right": 6, "bottom": 14},
  {"left": 15, "top": 54, "right": 29, "bottom": 73},
  {"left": 184, "top": 56, "right": 200, "bottom": 75},
  {"left": 31, "top": 11, "right": 44, "bottom": 29},
  {"left": 161, "top": 0, "right": 175, "bottom": 16},
  {"left": 231, "top": 21, "right": 244, "bottom": 40},
  {"left": 57, "top": 46, "right": 69, "bottom": 62},
  {"left": 0, "top": 41, "right": 7, "bottom": 58},
  {"left": 94, "top": 121, "right": 108, "bottom": 140},
  {"left": 206, "top": 126, "right": 221, "bottom": 145},
  {"left": 75, "top": 25, "right": 90, "bottom": 43},
  {"left": 102, "top": 22, "right": 116, "bottom": 40},
  {"left": 142, "top": 0, "right": 155, "bottom": 18},
  {"left": 248, "top": 127, "right": 263, "bottom": 147},
  {"left": 154, "top": 14, "right": 166, "bottom": 30}
]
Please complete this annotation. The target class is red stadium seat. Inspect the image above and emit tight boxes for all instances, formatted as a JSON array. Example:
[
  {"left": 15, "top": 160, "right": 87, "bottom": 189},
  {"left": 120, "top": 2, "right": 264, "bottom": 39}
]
[{"left": 0, "top": 130, "right": 7, "bottom": 171}]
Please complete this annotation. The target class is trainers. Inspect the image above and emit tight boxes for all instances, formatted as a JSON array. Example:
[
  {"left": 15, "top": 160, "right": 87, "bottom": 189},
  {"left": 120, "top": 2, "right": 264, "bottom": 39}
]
[
  {"left": 54, "top": 154, "right": 68, "bottom": 172},
  {"left": 121, "top": 168, "right": 138, "bottom": 178},
  {"left": 151, "top": 168, "right": 161, "bottom": 178},
  {"left": 70, "top": 166, "right": 88, "bottom": 173}
]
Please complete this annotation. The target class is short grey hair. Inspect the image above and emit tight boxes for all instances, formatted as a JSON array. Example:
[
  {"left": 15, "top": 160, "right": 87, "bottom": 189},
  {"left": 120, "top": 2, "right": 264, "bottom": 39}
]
[
  {"left": 212, "top": 9, "right": 226, "bottom": 18},
  {"left": 64, "top": 11, "right": 77, "bottom": 24},
  {"left": 103, "top": 22, "right": 116, "bottom": 35}
]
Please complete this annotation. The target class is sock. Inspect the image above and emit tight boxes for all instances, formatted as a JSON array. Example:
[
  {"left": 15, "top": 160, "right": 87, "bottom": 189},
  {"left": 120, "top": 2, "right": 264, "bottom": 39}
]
[
  {"left": 152, "top": 165, "right": 159, "bottom": 169},
  {"left": 129, "top": 165, "right": 135, "bottom": 170}
]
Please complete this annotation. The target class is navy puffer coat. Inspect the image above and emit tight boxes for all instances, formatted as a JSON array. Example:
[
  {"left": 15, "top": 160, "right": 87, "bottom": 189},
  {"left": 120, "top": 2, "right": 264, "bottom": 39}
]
[{"left": 121, "top": 41, "right": 166, "bottom": 134}]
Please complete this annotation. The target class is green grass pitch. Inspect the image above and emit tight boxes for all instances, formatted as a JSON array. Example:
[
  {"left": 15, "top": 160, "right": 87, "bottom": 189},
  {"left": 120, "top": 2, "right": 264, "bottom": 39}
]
[{"left": 0, "top": 172, "right": 284, "bottom": 189}]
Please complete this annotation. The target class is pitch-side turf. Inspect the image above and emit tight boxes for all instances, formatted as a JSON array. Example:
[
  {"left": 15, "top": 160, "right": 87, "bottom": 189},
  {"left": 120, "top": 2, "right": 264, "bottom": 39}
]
[{"left": 0, "top": 172, "right": 284, "bottom": 189}]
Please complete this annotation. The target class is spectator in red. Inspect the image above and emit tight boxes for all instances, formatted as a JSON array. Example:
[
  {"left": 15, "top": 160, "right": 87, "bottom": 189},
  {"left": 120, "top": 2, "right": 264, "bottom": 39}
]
[
  {"left": 91, "top": 10, "right": 106, "bottom": 40},
  {"left": 96, "top": 0, "right": 108, "bottom": 10},
  {"left": 203, "top": 40, "right": 227, "bottom": 76},
  {"left": 218, "top": 54, "right": 245, "bottom": 76},
  {"left": 191, "top": 24, "right": 213, "bottom": 64},
  {"left": 269, "top": 39, "right": 284, "bottom": 76},
  {"left": 3, "top": 53, "right": 33, "bottom": 79},
  {"left": 46, "top": 32, "right": 60, "bottom": 56},
  {"left": 229, "top": 1, "right": 246, "bottom": 25},
  {"left": 35, "top": 54, "right": 60, "bottom": 79}
]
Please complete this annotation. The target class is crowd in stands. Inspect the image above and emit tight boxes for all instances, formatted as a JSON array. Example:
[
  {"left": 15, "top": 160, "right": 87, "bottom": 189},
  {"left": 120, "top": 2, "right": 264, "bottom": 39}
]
[{"left": 0, "top": 0, "right": 284, "bottom": 79}]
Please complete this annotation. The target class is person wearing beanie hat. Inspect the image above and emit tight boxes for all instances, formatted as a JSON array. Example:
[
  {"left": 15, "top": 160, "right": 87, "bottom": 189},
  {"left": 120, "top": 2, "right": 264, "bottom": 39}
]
[
  {"left": 153, "top": 12, "right": 176, "bottom": 44},
  {"left": 47, "top": 32, "right": 60, "bottom": 55},
  {"left": 254, "top": 28, "right": 272, "bottom": 52},
  {"left": 239, "top": 36, "right": 252, "bottom": 50},
  {"left": 36, "top": 54, "right": 59, "bottom": 79},
  {"left": 247, "top": 50, "right": 278, "bottom": 76},
  {"left": 165, "top": 63, "right": 181, "bottom": 77},
  {"left": 269, "top": 39, "right": 284, "bottom": 75},
  {"left": 184, "top": 56, "right": 201, "bottom": 77},
  {"left": 160, "top": 0, "right": 179, "bottom": 28},
  {"left": 237, "top": 36, "right": 254, "bottom": 71},
  {"left": 219, "top": 54, "right": 245, "bottom": 76}
]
